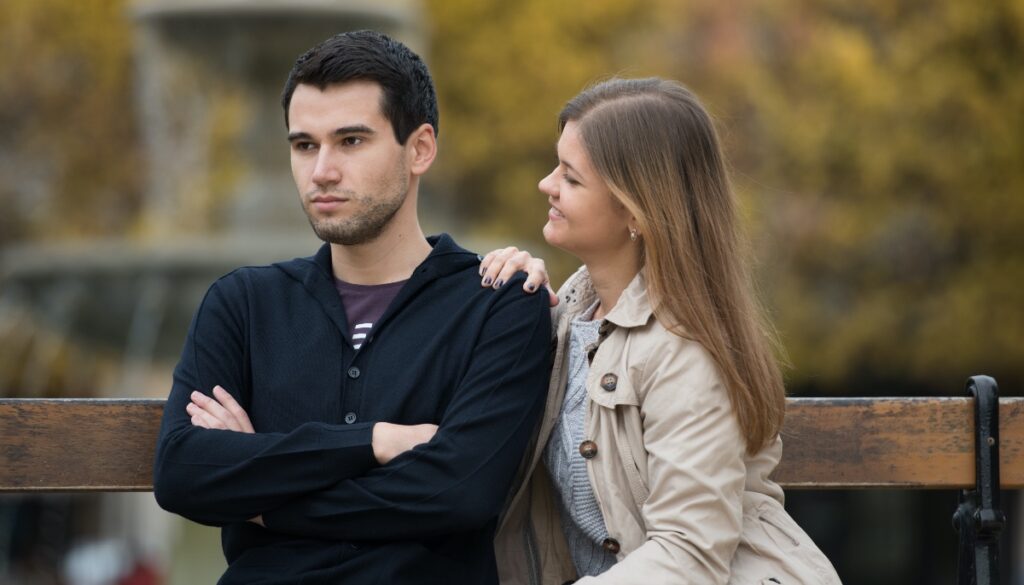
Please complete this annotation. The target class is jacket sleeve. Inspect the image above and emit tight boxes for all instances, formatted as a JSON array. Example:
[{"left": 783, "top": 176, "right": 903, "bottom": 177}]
[
  {"left": 579, "top": 338, "right": 747, "bottom": 585},
  {"left": 260, "top": 278, "right": 551, "bottom": 540},
  {"left": 152, "top": 274, "right": 378, "bottom": 527}
]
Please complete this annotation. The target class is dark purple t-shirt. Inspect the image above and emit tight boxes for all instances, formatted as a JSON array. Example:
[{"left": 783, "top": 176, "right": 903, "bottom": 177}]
[{"left": 334, "top": 279, "right": 407, "bottom": 349}]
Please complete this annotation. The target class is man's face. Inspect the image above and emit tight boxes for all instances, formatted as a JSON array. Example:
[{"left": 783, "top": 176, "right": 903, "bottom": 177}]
[{"left": 287, "top": 81, "right": 411, "bottom": 246}]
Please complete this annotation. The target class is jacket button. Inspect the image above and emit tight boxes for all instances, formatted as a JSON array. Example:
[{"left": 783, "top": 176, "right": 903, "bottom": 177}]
[
  {"left": 600, "top": 373, "right": 618, "bottom": 391},
  {"left": 579, "top": 440, "right": 598, "bottom": 459},
  {"left": 601, "top": 537, "right": 621, "bottom": 554},
  {"left": 344, "top": 412, "right": 357, "bottom": 424},
  {"left": 347, "top": 367, "right": 361, "bottom": 379}
]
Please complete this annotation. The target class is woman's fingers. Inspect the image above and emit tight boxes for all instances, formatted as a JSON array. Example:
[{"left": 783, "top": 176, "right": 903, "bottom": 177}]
[
  {"left": 493, "top": 251, "right": 534, "bottom": 289},
  {"left": 545, "top": 284, "right": 560, "bottom": 307},
  {"left": 479, "top": 247, "right": 556, "bottom": 305},
  {"left": 518, "top": 257, "right": 549, "bottom": 293},
  {"left": 479, "top": 246, "right": 519, "bottom": 287}
]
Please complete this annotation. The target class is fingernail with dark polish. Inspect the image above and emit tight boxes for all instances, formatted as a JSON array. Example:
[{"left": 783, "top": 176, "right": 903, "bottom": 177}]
[
  {"left": 495, "top": 279, "right": 504, "bottom": 288},
  {"left": 482, "top": 277, "right": 492, "bottom": 286}
]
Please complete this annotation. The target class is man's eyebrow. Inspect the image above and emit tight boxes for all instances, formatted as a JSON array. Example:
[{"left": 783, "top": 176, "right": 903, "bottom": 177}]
[
  {"left": 287, "top": 126, "right": 376, "bottom": 142},
  {"left": 333, "top": 125, "right": 375, "bottom": 136}
]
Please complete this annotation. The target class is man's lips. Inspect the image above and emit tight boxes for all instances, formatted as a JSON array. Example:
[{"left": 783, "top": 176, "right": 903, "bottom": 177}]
[{"left": 310, "top": 195, "right": 349, "bottom": 211}]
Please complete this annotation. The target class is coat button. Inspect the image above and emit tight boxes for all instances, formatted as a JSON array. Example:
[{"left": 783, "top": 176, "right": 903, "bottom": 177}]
[
  {"left": 600, "top": 373, "right": 618, "bottom": 391},
  {"left": 344, "top": 412, "right": 357, "bottom": 424},
  {"left": 602, "top": 537, "right": 621, "bottom": 554},
  {"left": 347, "top": 367, "right": 361, "bottom": 379},
  {"left": 579, "top": 440, "right": 598, "bottom": 459}
]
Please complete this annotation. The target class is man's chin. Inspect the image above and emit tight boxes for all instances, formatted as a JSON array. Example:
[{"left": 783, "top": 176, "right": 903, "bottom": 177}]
[{"left": 311, "top": 222, "right": 382, "bottom": 247}]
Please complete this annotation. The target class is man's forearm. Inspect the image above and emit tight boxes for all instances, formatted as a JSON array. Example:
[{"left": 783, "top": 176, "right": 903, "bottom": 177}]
[
  {"left": 154, "top": 380, "right": 379, "bottom": 526},
  {"left": 260, "top": 281, "right": 551, "bottom": 540}
]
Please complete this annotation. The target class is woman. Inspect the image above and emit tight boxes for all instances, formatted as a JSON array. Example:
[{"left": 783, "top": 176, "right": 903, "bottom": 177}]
[{"left": 488, "top": 78, "right": 841, "bottom": 584}]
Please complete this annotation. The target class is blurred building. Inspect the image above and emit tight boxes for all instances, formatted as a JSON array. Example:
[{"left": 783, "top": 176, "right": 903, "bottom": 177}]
[{"left": 0, "top": 1, "right": 423, "bottom": 583}]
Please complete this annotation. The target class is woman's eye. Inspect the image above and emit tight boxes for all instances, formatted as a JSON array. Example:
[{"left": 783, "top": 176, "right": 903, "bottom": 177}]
[{"left": 563, "top": 174, "right": 579, "bottom": 186}]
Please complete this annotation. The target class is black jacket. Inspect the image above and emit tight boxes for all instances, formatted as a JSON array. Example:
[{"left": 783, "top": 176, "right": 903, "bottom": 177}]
[{"left": 153, "top": 234, "right": 551, "bottom": 584}]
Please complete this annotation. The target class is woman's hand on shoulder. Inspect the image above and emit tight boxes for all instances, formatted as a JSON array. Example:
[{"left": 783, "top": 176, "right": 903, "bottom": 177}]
[{"left": 479, "top": 246, "right": 559, "bottom": 306}]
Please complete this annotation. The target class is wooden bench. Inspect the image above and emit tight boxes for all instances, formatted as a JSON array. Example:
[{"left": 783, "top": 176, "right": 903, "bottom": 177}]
[{"left": 1, "top": 377, "right": 1020, "bottom": 582}]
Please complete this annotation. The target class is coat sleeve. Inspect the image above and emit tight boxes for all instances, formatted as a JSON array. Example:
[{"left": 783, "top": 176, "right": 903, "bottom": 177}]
[
  {"left": 260, "top": 277, "right": 551, "bottom": 540},
  {"left": 578, "top": 338, "right": 747, "bottom": 585},
  {"left": 152, "top": 274, "right": 378, "bottom": 527}
]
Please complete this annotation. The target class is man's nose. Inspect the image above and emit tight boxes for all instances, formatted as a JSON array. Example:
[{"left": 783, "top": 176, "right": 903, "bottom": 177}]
[{"left": 311, "top": 150, "right": 341, "bottom": 187}]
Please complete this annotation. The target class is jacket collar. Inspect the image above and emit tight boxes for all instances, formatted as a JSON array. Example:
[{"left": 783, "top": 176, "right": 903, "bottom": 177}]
[
  {"left": 275, "top": 233, "right": 477, "bottom": 284},
  {"left": 271, "top": 233, "right": 479, "bottom": 338},
  {"left": 560, "top": 266, "right": 653, "bottom": 329}
]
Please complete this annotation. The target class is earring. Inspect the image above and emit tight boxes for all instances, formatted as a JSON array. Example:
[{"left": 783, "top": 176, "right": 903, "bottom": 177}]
[{"left": 629, "top": 228, "right": 638, "bottom": 242}]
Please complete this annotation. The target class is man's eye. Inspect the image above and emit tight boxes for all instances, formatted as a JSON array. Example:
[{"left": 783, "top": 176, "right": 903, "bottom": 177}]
[
  {"left": 293, "top": 142, "right": 316, "bottom": 152},
  {"left": 342, "top": 136, "right": 364, "bottom": 146}
]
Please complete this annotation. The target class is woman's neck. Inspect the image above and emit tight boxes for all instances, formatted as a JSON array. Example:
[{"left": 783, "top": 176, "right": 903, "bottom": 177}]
[{"left": 582, "top": 247, "right": 642, "bottom": 320}]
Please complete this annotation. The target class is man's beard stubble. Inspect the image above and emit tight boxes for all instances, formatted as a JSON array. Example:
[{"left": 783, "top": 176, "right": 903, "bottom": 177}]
[{"left": 302, "top": 175, "right": 410, "bottom": 246}]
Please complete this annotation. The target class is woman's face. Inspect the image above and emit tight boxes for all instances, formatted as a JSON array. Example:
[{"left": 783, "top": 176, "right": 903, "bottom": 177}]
[{"left": 539, "top": 121, "right": 633, "bottom": 259}]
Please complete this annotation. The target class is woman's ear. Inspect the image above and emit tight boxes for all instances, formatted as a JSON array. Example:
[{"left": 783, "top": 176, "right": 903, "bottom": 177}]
[{"left": 407, "top": 123, "right": 437, "bottom": 176}]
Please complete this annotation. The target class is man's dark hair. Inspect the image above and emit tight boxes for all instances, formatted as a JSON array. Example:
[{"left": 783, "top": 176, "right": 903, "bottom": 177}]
[{"left": 281, "top": 30, "right": 438, "bottom": 144}]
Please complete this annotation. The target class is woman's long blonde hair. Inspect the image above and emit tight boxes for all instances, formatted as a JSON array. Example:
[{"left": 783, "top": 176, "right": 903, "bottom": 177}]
[{"left": 560, "top": 78, "right": 785, "bottom": 454}]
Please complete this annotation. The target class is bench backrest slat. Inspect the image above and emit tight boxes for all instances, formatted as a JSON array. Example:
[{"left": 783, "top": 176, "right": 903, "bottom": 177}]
[
  {"left": 1, "top": 399, "right": 163, "bottom": 492},
  {"left": 776, "top": 397, "right": 1023, "bottom": 488},
  {"left": 1, "top": 397, "right": 1021, "bottom": 492}
]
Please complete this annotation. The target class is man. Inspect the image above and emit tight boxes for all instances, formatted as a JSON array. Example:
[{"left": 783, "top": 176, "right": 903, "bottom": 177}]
[{"left": 153, "top": 30, "right": 551, "bottom": 584}]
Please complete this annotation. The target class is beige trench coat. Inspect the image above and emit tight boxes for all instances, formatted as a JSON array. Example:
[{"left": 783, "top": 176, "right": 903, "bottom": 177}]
[{"left": 495, "top": 268, "right": 841, "bottom": 585}]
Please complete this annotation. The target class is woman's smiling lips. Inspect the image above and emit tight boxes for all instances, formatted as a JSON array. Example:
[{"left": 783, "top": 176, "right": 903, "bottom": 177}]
[{"left": 548, "top": 206, "right": 565, "bottom": 221}]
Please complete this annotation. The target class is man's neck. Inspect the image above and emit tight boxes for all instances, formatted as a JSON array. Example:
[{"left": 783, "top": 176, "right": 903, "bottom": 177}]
[{"left": 329, "top": 220, "right": 433, "bottom": 285}]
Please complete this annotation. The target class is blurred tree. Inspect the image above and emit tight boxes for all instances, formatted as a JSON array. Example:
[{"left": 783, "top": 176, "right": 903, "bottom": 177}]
[
  {"left": 686, "top": 0, "right": 1024, "bottom": 393},
  {"left": 1, "top": 0, "right": 1020, "bottom": 394},
  {"left": 425, "top": 0, "right": 676, "bottom": 278},
  {"left": 427, "top": 0, "right": 1024, "bottom": 395},
  {"left": 0, "top": 0, "right": 141, "bottom": 246}
]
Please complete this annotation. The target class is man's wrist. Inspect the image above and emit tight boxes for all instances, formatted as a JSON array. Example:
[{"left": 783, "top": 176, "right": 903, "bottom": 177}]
[{"left": 371, "top": 422, "right": 391, "bottom": 464}]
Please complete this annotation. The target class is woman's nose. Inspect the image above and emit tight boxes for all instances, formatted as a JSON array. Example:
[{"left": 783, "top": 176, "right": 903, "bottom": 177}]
[{"left": 538, "top": 168, "right": 558, "bottom": 197}]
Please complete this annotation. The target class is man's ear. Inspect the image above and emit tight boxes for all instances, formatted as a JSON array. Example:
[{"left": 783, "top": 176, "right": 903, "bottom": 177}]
[{"left": 407, "top": 123, "right": 437, "bottom": 176}]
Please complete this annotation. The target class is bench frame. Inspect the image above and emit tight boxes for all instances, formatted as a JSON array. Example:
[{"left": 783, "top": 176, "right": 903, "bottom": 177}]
[{"left": 1, "top": 375, "right": 1018, "bottom": 584}]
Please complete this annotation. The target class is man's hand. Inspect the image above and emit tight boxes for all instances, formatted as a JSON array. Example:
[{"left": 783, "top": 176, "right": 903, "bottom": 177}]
[
  {"left": 372, "top": 422, "right": 439, "bottom": 464},
  {"left": 187, "top": 386, "right": 255, "bottom": 433},
  {"left": 479, "top": 246, "right": 558, "bottom": 306}
]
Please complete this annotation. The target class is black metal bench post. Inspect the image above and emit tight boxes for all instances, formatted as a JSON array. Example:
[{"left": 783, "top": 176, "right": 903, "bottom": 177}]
[{"left": 953, "top": 375, "right": 1005, "bottom": 585}]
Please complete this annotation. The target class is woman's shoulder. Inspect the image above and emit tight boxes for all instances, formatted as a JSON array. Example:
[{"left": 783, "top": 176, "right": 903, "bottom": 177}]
[{"left": 629, "top": 319, "right": 728, "bottom": 408}]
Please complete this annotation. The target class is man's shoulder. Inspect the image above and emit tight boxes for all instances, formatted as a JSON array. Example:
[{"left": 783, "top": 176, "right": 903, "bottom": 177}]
[
  {"left": 437, "top": 266, "right": 548, "bottom": 316},
  {"left": 206, "top": 253, "right": 320, "bottom": 298}
]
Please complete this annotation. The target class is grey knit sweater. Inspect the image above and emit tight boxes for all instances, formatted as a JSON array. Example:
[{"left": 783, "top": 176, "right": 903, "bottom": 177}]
[{"left": 543, "top": 304, "right": 618, "bottom": 577}]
